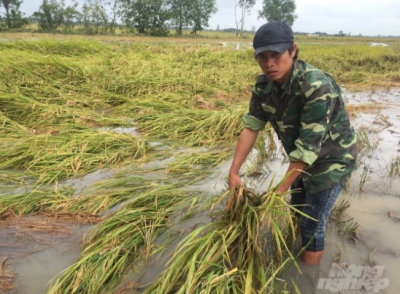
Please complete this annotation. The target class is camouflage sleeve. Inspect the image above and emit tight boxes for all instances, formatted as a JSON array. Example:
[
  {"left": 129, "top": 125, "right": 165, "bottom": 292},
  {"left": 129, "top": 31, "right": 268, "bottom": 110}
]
[
  {"left": 289, "top": 84, "right": 337, "bottom": 166},
  {"left": 242, "top": 87, "right": 268, "bottom": 131}
]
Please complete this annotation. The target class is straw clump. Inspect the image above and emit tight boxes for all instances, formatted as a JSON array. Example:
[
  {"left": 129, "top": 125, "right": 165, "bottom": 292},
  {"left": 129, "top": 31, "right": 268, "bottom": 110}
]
[{"left": 144, "top": 184, "right": 301, "bottom": 293}]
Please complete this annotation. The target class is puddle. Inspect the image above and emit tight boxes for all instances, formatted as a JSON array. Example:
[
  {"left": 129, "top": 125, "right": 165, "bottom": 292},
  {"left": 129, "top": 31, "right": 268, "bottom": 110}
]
[
  {"left": 370, "top": 42, "right": 389, "bottom": 47},
  {"left": 0, "top": 221, "right": 92, "bottom": 294},
  {"left": 60, "top": 168, "right": 115, "bottom": 194},
  {"left": 98, "top": 125, "right": 139, "bottom": 136},
  {"left": 219, "top": 41, "right": 252, "bottom": 50}
]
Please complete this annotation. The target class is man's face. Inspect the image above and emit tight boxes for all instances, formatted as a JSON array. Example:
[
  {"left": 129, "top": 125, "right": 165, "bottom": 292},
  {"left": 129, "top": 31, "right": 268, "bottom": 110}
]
[{"left": 255, "top": 44, "right": 297, "bottom": 85}]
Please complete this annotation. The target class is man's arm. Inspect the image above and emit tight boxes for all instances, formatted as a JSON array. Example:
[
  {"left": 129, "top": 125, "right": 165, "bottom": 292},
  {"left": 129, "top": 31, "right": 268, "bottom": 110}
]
[
  {"left": 228, "top": 128, "right": 259, "bottom": 189},
  {"left": 275, "top": 161, "right": 306, "bottom": 194}
]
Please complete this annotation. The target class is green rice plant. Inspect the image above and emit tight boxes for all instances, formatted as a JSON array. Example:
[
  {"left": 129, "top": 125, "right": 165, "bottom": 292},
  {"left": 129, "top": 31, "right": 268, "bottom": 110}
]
[
  {"left": 56, "top": 174, "right": 168, "bottom": 215},
  {"left": 164, "top": 149, "right": 232, "bottom": 182},
  {"left": 330, "top": 198, "right": 359, "bottom": 243},
  {"left": 0, "top": 39, "right": 112, "bottom": 57},
  {"left": 143, "top": 182, "right": 308, "bottom": 293},
  {"left": 0, "top": 173, "right": 189, "bottom": 226},
  {"left": 356, "top": 125, "right": 378, "bottom": 153},
  {"left": 301, "top": 45, "right": 400, "bottom": 86},
  {"left": 135, "top": 105, "right": 247, "bottom": 147},
  {"left": 47, "top": 185, "right": 196, "bottom": 294},
  {"left": 0, "top": 94, "right": 129, "bottom": 130},
  {"left": 0, "top": 110, "right": 28, "bottom": 135},
  {"left": 0, "top": 188, "right": 73, "bottom": 215},
  {"left": 358, "top": 165, "right": 371, "bottom": 192},
  {"left": 387, "top": 155, "right": 400, "bottom": 179},
  {"left": 0, "top": 128, "right": 149, "bottom": 185}
]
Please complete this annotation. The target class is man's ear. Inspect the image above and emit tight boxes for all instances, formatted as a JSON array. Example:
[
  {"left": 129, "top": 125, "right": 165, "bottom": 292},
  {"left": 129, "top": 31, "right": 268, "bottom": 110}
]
[{"left": 291, "top": 43, "right": 298, "bottom": 58}]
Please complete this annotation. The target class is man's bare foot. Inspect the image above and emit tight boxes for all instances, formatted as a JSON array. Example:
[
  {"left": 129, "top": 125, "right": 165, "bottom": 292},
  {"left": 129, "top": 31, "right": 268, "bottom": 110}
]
[{"left": 301, "top": 250, "right": 323, "bottom": 265}]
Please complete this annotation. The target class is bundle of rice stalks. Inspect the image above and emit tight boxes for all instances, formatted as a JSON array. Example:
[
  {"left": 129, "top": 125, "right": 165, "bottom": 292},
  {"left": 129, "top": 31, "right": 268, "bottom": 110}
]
[
  {"left": 48, "top": 185, "right": 200, "bottom": 294},
  {"left": 144, "top": 184, "right": 303, "bottom": 293}
]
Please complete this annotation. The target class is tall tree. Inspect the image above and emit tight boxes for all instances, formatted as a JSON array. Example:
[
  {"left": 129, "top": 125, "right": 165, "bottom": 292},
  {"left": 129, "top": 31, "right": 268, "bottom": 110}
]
[
  {"left": 166, "top": 0, "right": 191, "bottom": 35},
  {"left": 109, "top": 0, "right": 119, "bottom": 33},
  {"left": 81, "top": 0, "right": 109, "bottom": 34},
  {"left": 33, "top": 0, "right": 64, "bottom": 31},
  {"left": 119, "top": 0, "right": 169, "bottom": 35},
  {"left": 234, "top": 0, "right": 240, "bottom": 37},
  {"left": 62, "top": 1, "right": 80, "bottom": 32},
  {"left": 188, "top": 0, "right": 216, "bottom": 35},
  {"left": 0, "top": 0, "right": 27, "bottom": 29},
  {"left": 258, "top": 0, "right": 297, "bottom": 26},
  {"left": 238, "top": 0, "right": 256, "bottom": 37}
]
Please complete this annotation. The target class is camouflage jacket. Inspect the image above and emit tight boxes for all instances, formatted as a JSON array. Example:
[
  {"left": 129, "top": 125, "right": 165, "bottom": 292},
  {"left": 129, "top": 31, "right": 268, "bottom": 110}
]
[{"left": 243, "top": 59, "right": 357, "bottom": 195}]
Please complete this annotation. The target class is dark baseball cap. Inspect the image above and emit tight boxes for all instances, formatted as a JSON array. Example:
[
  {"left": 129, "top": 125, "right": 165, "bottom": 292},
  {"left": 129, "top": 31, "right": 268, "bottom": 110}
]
[{"left": 253, "top": 21, "right": 294, "bottom": 56}]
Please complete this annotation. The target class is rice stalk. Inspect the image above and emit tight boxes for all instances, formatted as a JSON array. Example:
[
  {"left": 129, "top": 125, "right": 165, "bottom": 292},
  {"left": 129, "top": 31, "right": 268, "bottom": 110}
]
[
  {"left": 387, "top": 155, "right": 400, "bottom": 179},
  {"left": 47, "top": 185, "right": 197, "bottom": 294},
  {"left": 135, "top": 105, "right": 246, "bottom": 147},
  {"left": 0, "top": 128, "right": 149, "bottom": 185},
  {"left": 143, "top": 182, "right": 305, "bottom": 293},
  {"left": 164, "top": 149, "right": 232, "bottom": 182}
]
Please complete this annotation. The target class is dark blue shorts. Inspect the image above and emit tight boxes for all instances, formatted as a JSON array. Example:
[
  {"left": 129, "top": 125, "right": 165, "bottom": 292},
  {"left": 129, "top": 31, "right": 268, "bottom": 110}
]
[{"left": 291, "top": 179, "right": 345, "bottom": 252}]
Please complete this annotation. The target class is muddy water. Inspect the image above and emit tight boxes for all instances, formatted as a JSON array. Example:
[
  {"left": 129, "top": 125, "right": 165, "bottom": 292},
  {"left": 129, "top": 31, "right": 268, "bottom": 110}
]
[
  {"left": 0, "top": 223, "right": 92, "bottom": 294},
  {"left": 1, "top": 88, "right": 400, "bottom": 294}
]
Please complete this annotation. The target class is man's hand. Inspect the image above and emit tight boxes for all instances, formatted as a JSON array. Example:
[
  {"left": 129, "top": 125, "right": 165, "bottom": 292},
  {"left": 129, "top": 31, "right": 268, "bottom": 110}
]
[
  {"left": 228, "top": 128, "right": 259, "bottom": 190},
  {"left": 228, "top": 173, "right": 243, "bottom": 190}
]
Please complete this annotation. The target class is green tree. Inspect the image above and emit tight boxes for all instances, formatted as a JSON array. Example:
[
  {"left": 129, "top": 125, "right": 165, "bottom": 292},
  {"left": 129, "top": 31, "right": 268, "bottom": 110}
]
[
  {"left": 62, "top": 1, "right": 80, "bottom": 32},
  {"left": 119, "top": 0, "right": 169, "bottom": 36},
  {"left": 238, "top": 0, "right": 256, "bottom": 37},
  {"left": 81, "top": 0, "right": 110, "bottom": 34},
  {"left": 33, "top": 0, "right": 64, "bottom": 31},
  {"left": 109, "top": 0, "right": 119, "bottom": 33},
  {"left": 166, "top": 0, "right": 191, "bottom": 35},
  {"left": 188, "top": 0, "right": 216, "bottom": 35},
  {"left": 0, "top": 0, "right": 28, "bottom": 29},
  {"left": 258, "top": 0, "right": 297, "bottom": 26},
  {"left": 33, "top": 0, "right": 81, "bottom": 32}
]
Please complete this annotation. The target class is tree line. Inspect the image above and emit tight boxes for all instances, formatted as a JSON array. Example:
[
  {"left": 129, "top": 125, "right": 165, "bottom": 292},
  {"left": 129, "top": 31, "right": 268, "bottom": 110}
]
[
  {"left": 0, "top": 0, "right": 219, "bottom": 35},
  {"left": 0, "top": 0, "right": 298, "bottom": 36}
]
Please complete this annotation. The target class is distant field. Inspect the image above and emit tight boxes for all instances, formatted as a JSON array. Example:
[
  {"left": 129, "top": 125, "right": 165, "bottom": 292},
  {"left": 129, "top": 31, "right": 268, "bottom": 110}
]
[{"left": 1, "top": 27, "right": 400, "bottom": 46}]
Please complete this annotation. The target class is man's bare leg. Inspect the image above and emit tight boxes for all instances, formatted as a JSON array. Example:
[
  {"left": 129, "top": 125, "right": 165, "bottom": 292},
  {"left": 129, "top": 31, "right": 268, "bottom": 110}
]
[{"left": 301, "top": 250, "right": 323, "bottom": 266}]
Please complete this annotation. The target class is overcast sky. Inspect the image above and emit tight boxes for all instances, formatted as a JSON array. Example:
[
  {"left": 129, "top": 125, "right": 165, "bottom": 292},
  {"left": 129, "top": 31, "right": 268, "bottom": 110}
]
[{"left": 19, "top": 0, "right": 400, "bottom": 36}]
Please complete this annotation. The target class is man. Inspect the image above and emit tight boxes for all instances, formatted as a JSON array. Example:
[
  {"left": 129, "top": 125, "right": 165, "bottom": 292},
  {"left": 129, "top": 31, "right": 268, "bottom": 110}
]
[{"left": 228, "top": 21, "right": 357, "bottom": 266}]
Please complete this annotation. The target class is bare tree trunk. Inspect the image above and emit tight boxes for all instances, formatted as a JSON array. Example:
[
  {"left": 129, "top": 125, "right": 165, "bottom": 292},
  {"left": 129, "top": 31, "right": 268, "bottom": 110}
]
[
  {"left": 2, "top": 0, "right": 11, "bottom": 29},
  {"left": 234, "top": 0, "right": 240, "bottom": 37},
  {"left": 240, "top": 4, "right": 246, "bottom": 37},
  {"left": 110, "top": 0, "right": 118, "bottom": 33}
]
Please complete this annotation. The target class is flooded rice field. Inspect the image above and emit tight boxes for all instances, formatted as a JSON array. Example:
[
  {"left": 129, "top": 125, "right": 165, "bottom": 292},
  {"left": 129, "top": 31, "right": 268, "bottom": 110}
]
[{"left": 1, "top": 88, "right": 399, "bottom": 293}]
